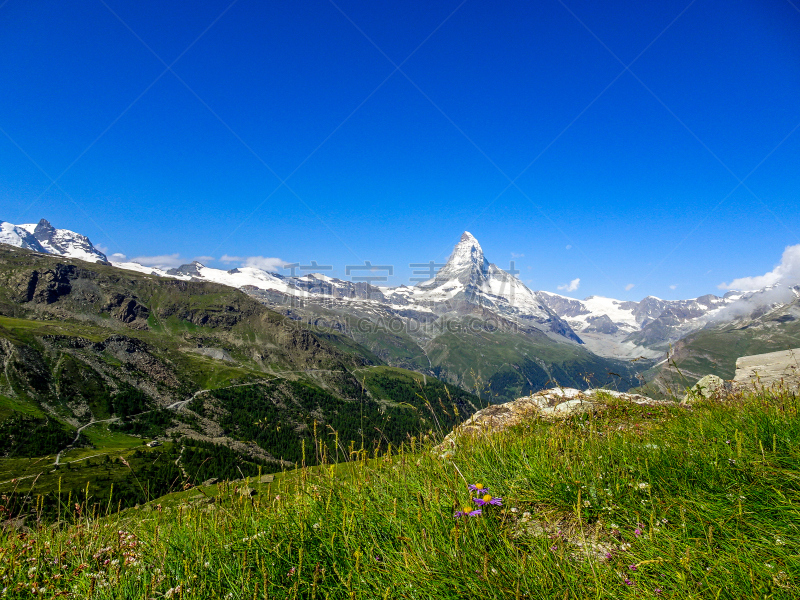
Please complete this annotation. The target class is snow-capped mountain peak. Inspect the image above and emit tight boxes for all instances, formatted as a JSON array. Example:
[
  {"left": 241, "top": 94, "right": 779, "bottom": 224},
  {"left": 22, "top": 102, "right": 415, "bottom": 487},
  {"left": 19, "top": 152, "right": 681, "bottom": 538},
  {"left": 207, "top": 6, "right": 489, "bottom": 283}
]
[
  {"left": 388, "top": 232, "right": 581, "bottom": 342},
  {"left": 418, "top": 231, "right": 489, "bottom": 290},
  {"left": 14, "top": 218, "right": 108, "bottom": 263},
  {"left": 448, "top": 231, "right": 486, "bottom": 269}
]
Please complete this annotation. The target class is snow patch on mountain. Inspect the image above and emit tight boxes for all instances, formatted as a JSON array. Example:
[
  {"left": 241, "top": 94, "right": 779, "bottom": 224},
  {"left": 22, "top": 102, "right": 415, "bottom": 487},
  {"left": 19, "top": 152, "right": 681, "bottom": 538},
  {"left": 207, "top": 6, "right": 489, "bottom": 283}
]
[
  {"left": 0, "top": 221, "right": 47, "bottom": 252},
  {"left": 536, "top": 290, "right": 756, "bottom": 358},
  {"left": 165, "top": 261, "right": 309, "bottom": 297}
]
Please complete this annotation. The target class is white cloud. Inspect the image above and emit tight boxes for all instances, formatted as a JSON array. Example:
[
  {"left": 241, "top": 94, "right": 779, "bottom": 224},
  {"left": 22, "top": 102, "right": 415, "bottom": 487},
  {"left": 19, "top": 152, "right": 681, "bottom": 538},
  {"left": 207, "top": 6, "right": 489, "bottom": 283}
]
[
  {"left": 243, "top": 256, "right": 287, "bottom": 272},
  {"left": 557, "top": 278, "right": 580, "bottom": 292},
  {"left": 669, "top": 284, "right": 677, "bottom": 290},
  {"left": 511, "top": 252, "right": 525, "bottom": 258},
  {"left": 718, "top": 244, "right": 800, "bottom": 291},
  {"left": 130, "top": 253, "right": 185, "bottom": 268},
  {"left": 706, "top": 243, "right": 800, "bottom": 323},
  {"left": 95, "top": 243, "right": 109, "bottom": 254},
  {"left": 565, "top": 245, "right": 572, "bottom": 250},
  {"left": 220, "top": 254, "right": 287, "bottom": 273},
  {"left": 110, "top": 252, "right": 127, "bottom": 261},
  {"left": 625, "top": 283, "right": 635, "bottom": 291},
  {"left": 127, "top": 254, "right": 214, "bottom": 268}
]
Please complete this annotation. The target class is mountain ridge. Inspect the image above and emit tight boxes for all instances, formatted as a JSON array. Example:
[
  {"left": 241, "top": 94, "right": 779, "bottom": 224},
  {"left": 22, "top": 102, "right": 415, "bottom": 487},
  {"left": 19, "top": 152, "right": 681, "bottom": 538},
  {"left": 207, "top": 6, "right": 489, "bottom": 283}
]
[{"left": 1, "top": 218, "right": 797, "bottom": 388}]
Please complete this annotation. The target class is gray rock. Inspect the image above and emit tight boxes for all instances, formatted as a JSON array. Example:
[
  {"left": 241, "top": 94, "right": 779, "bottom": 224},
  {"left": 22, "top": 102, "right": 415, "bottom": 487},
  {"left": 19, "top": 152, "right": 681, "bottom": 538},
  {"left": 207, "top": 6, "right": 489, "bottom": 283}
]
[
  {"left": 682, "top": 374, "right": 728, "bottom": 404},
  {"left": 734, "top": 347, "right": 800, "bottom": 392}
]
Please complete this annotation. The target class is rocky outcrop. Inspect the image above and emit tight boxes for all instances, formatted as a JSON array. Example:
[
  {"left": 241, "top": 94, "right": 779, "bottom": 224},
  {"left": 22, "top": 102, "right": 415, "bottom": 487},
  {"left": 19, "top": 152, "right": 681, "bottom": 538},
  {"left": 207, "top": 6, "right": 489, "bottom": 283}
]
[
  {"left": 733, "top": 348, "right": 800, "bottom": 392},
  {"left": 102, "top": 293, "right": 150, "bottom": 327},
  {"left": 99, "top": 335, "right": 180, "bottom": 388},
  {"left": 435, "top": 387, "right": 668, "bottom": 456},
  {"left": 584, "top": 314, "right": 619, "bottom": 334},
  {"left": 15, "top": 264, "right": 77, "bottom": 304}
]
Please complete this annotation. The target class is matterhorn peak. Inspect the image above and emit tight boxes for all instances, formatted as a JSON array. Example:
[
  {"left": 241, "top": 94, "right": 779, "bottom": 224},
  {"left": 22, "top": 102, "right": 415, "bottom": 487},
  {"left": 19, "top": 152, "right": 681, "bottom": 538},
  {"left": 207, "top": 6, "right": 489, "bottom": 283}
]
[
  {"left": 447, "top": 231, "right": 486, "bottom": 269},
  {"left": 459, "top": 230, "right": 479, "bottom": 244},
  {"left": 415, "top": 232, "right": 489, "bottom": 289}
]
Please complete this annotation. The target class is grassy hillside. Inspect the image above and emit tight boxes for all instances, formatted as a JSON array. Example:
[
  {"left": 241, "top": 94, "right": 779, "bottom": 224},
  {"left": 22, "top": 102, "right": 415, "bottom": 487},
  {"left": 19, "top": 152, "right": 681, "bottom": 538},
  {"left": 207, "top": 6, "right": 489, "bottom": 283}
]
[
  {"left": 0, "top": 248, "right": 482, "bottom": 521},
  {"left": 1, "top": 388, "right": 797, "bottom": 598}
]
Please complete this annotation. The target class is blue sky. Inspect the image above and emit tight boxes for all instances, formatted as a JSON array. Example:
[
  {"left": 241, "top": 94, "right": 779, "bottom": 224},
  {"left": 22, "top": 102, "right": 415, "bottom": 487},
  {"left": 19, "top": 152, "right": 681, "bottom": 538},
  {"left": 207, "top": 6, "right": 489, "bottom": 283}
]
[{"left": 1, "top": 0, "right": 799, "bottom": 299}]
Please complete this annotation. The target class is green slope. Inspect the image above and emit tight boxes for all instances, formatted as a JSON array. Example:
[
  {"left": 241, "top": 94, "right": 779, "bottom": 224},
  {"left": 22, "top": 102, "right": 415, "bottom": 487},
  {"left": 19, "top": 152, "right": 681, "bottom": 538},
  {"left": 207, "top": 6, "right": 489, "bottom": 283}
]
[{"left": 425, "top": 318, "right": 644, "bottom": 402}]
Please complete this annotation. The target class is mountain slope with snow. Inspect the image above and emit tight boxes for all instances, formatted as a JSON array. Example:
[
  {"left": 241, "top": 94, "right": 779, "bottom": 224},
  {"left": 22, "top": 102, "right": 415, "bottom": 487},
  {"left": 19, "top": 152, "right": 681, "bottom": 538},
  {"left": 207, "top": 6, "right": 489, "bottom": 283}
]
[
  {"left": 644, "top": 288, "right": 800, "bottom": 394},
  {"left": 537, "top": 291, "right": 749, "bottom": 358},
  {"left": 383, "top": 232, "right": 580, "bottom": 342},
  {"left": 2, "top": 218, "right": 795, "bottom": 369},
  {"left": 0, "top": 218, "right": 107, "bottom": 263},
  {"left": 0, "top": 220, "right": 48, "bottom": 253}
]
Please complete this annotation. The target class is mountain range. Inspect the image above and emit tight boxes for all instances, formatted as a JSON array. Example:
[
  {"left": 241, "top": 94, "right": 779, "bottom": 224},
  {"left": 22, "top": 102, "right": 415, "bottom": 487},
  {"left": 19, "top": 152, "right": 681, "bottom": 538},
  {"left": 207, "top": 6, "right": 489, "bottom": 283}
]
[{"left": 2, "top": 218, "right": 798, "bottom": 398}]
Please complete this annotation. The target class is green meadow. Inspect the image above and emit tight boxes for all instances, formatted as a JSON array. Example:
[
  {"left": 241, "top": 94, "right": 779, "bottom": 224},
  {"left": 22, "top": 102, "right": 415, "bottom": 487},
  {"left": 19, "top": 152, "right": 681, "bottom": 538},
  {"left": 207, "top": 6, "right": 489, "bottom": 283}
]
[{"left": 1, "top": 387, "right": 798, "bottom": 598}]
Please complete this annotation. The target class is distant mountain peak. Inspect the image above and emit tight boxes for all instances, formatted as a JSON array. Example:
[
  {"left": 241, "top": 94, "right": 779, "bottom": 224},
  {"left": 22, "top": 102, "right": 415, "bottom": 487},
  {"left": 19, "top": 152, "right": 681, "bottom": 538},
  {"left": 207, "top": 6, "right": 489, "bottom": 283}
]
[
  {"left": 0, "top": 217, "right": 107, "bottom": 263},
  {"left": 445, "top": 231, "right": 487, "bottom": 271},
  {"left": 460, "top": 230, "right": 478, "bottom": 244},
  {"left": 32, "top": 218, "right": 56, "bottom": 243}
]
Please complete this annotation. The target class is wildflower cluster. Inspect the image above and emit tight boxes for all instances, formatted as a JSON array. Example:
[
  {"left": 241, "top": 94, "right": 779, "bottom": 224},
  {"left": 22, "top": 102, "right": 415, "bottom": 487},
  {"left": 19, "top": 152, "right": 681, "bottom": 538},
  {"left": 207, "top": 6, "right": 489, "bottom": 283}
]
[
  {"left": 454, "top": 483, "right": 502, "bottom": 518},
  {"left": 0, "top": 524, "right": 149, "bottom": 597}
]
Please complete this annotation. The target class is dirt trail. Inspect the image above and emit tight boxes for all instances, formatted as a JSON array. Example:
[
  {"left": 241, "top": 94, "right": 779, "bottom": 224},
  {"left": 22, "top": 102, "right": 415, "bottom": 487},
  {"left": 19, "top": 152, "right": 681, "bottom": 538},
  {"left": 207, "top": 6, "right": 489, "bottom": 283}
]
[{"left": 54, "top": 417, "right": 119, "bottom": 465}]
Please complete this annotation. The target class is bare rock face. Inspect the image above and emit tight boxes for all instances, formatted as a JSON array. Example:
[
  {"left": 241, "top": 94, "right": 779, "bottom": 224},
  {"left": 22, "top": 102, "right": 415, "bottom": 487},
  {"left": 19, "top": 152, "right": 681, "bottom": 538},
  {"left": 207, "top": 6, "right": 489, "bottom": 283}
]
[
  {"left": 434, "top": 387, "right": 666, "bottom": 457},
  {"left": 734, "top": 348, "right": 800, "bottom": 392},
  {"left": 185, "top": 347, "right": 235, "bottom": 362}
]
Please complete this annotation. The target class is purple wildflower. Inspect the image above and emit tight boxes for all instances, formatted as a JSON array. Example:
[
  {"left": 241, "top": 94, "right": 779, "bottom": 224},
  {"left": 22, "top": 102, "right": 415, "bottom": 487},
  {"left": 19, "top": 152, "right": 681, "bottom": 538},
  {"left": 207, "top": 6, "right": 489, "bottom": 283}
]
[
  {"left": 454, "top": 506, "right": 482, "bottom": 518},
  {"left": 623, "top": 578, "right": 634, "bottom": 586},
  {"left": 473, "top": 494, "right": 503, "bottom": 507},
  {"left": 634, "top": 528, "right": 643, "bottom": 537},
  {"left": 654, "top": 588, "right": 662, "bottom": 595},
  {"left": 605, "top": 552, "right": 613, "bottom": 560},
  {"left": 550, "top": 545, "right": 558, "bottom": 552},
  {"left": 628, "top": 564, "right": 638, "bottom": 571},
  {"left": 468, "top": 483, "right": 489, "bottom": 494}
]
